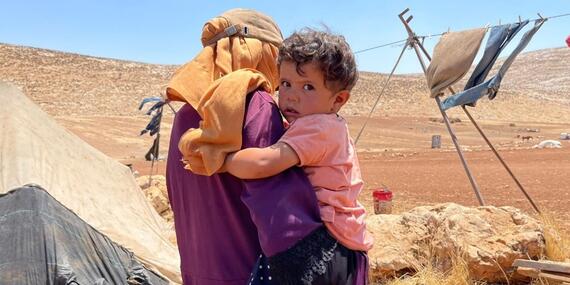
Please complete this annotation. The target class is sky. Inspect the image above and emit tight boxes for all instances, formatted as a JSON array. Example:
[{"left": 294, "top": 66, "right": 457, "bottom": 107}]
[{"left": 1, "top": 0, "right": 569, "bottom": 74}]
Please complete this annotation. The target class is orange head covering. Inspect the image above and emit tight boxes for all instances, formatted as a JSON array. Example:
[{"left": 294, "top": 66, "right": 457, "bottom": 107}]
[
  {"left": 166, "top": 9, "right": 283, "bottom": 175},
  {"left": 167, "top": 8, "right": 282, "bottom": 105}
]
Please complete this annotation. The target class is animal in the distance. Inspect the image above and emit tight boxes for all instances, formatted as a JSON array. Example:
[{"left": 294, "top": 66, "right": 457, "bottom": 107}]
[{"left": 521, "top": 135, "right": 533, "bottom": 142}]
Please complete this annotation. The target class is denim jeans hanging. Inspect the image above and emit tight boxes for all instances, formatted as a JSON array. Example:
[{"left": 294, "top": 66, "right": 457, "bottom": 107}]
[
  {"left": 464, "top": 20, "right": 528, "bottom": 90},
  {"left": 441, "top": 19, "right": 546, "bottom": 111}
]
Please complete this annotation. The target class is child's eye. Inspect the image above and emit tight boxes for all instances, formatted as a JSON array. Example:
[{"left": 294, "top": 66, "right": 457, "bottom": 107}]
[
  {"left": 280, "top": 81, "right": 291, "bottom": 88},
  {"left": 303, "top": 84, "right": 314, "bottom": 91}
]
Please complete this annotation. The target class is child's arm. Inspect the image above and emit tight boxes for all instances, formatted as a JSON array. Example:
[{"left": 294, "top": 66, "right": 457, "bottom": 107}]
[{"left": 224, "top": 142, "right": 300, "bottom": 179}]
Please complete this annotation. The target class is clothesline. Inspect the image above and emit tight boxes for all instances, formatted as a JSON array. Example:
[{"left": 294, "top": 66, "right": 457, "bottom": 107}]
[{"left": 354, "top": 12, "right": 570, "bottom": 55}]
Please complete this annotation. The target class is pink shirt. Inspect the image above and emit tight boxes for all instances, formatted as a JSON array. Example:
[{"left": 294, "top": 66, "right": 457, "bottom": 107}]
[{"left": 280, "top": 113, "right": 374, "bottom": 251}]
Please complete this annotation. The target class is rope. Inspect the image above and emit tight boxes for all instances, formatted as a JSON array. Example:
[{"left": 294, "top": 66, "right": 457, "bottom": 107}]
[
  {"left": 354, "top": 39, "right": 407, "bottom": 54},
  {"left": 353, "top": 12, "right": 570, "bottom": 55},
  {"left": 354, "top": 41, "right": 408, "bottom": 145}
]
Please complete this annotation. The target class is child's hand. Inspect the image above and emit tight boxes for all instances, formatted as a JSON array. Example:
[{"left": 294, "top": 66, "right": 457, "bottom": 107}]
[{"left": 180, "top": 146, "right": 201, "bottom": 168}]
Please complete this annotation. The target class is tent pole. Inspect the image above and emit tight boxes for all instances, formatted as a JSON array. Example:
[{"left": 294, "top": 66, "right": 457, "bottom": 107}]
[
  {"left": 461, "top": 106, "right": 541, "bottom": 213},
  {"left": 398, "top": 9, "right": 486, "bottom": 206},
  {"left": 399, "top": 9, "right": 540, "bottom": 213}
]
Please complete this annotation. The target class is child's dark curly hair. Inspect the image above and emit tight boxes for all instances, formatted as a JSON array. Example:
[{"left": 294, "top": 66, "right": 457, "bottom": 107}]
[{"left": 278, "top": 28, "right": 358, "bottom": 92}]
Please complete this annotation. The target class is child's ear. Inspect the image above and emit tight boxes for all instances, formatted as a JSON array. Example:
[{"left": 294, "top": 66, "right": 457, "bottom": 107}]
[{"left": 331, "top": 90, "right": 350, "bottom": 112}]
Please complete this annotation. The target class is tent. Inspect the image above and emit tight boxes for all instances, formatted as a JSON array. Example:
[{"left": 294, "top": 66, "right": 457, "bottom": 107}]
[{"left": 0, "top": 82, "right": 181, "bottom": 284}]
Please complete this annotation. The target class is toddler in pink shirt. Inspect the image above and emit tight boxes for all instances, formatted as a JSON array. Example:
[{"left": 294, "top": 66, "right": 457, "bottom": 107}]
[{"left": 224, "top": 28, "right": 372, "bottom": 284}]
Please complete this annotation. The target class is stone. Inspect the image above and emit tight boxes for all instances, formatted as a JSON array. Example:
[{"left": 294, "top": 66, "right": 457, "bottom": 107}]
[{"left": 367, "top": 203, "right": 544, "bottom": 283}]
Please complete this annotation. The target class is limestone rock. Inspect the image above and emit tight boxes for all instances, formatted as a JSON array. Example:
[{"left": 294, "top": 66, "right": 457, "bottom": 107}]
[
  {"left": 136, "top": 175, "right": 173, "bottom": 223},
  {"left": 367, "top": 203, "right": 544, "bottom": 282}
]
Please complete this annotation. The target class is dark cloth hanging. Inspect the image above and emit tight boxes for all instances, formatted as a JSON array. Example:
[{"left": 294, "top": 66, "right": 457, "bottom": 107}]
[
  {"left": 139, "top": 97, "right": 165, "bottom": 162},
  {"left": 464, "top": 21, "right": 529, "bottom": 91},
  {"left": 144, "top": 134, "right": 160, "bottom": 161}
]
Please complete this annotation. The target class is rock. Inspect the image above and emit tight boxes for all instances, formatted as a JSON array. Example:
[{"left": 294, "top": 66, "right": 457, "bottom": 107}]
[
  {"left": 428, "top": 117, "right": 462, "bottom": 124},
  {"left": 367, "top": 203, "right": 544, "bottom": 283},
  {"left": 136, "top": 175, "right": 173, "bottom": 225},
  {"left": 145, "top": 186, "right": 170, "bottom": 214}
]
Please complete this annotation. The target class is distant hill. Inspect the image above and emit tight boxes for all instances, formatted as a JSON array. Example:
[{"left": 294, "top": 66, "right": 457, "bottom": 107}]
[
  {"left": 0, "top": 43, "right": 176, "bottom": 116},
  {"left": 1, "top": 42, "right": 569, "bottom": 122}
]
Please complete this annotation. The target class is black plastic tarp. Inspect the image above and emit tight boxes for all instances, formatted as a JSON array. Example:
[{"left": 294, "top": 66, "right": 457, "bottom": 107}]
[{"left": 0, "top": 185, "right": 168, "bottom": 285}]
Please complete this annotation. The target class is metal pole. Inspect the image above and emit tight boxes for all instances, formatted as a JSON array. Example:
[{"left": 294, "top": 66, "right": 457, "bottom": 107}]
[
  {"left": 398, "top": 8, "right": 485, "bottom": 206},
  {"left": 355, "top": 41, "right": 409, "bottom": 145},
  {"left": 410, "top": 26, "right": 539, "bottom": 212},
  {"left": 404, "top": 11, "right": 540, "bottom": 212},
  {"left": 461, "top": 106, "right": 541, "bottom": 213}
]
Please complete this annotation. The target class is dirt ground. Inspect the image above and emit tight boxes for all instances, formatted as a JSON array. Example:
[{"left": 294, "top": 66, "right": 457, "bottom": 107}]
[{"left": 57, "top": 114, "right": 570, "bottom": 227}]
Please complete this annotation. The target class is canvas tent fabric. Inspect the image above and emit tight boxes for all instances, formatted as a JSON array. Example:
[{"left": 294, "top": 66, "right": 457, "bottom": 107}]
[
  {"left": 0, "top": 82, "right": 181, "bottom": 284},
  {"left": 426, "top": 28, "right": 487, "bottom": 98},
  {"left": 0, "top": 185, "right": 169, "bottom": 285},
  {"left": 441, "top": 19, "right": 545, "bottom": 110}
]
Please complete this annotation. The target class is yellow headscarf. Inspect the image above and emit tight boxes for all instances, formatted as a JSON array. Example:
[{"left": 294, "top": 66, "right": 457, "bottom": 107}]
[{"left": 166, "top": 9, "right": 283, "bottom": 176}]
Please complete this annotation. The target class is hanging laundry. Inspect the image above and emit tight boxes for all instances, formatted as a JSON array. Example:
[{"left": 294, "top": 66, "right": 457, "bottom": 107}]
[
  {"left": 441, "top": 19, "right": 546, "bottom": 110},
  {"left": 426, "top": 28, "right": 487, "bottom": 97},
  {"left": 464, "top": 21, "right": 528, "bottom": 91},
  {"left": 139, "top": 97, "right": 166, "bottom": 161}
]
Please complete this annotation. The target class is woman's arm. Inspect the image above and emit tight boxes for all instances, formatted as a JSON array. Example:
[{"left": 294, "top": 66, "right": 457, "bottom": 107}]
[{"left": 224, "top": 142, "right": 300, "bottom": 179}]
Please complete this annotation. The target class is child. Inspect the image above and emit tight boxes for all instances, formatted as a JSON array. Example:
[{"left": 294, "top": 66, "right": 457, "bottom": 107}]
[{"left": 224, "top": 28, "right": 373, "bottom": 284}]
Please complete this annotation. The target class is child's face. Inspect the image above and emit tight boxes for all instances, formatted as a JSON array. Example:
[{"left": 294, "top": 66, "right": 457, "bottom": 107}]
[{"left": 278, "top": 61, "right": 339, "bottom": 122}]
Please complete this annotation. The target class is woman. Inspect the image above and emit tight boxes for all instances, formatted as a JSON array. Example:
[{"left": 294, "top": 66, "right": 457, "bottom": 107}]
[{"left": 165, "top": 8, "right": 367, "bottom": 284}]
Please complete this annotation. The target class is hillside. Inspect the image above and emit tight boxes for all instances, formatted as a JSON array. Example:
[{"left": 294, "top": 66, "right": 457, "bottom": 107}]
[
  {"left": 0, "top": 43, "right": 177, "bottom": 116},
  {"left": 1, "top": 42, "right": 569, "bottom": 122}
]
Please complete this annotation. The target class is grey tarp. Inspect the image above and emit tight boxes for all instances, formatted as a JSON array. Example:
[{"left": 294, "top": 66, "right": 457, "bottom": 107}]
[
  {"left": 426, "top": 28, "right": 487, "bottom": 97},
  {"left": 0, "top": 185, "right": 168, "bottom": 285}
]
